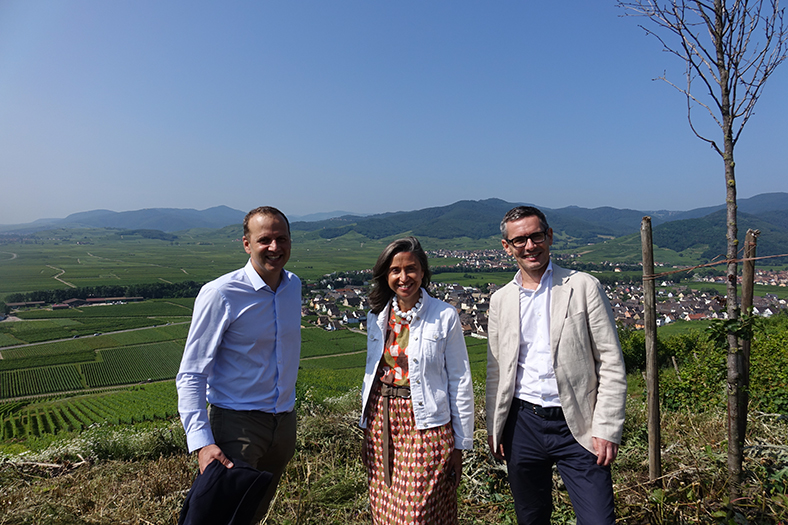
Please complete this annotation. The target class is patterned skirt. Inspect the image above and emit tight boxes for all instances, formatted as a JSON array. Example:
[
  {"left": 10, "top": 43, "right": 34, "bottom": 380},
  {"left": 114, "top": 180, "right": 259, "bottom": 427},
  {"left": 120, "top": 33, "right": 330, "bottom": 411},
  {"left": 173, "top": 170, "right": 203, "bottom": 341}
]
[{"left": 364, "top": 381, "right": 458, "bottom": 525}]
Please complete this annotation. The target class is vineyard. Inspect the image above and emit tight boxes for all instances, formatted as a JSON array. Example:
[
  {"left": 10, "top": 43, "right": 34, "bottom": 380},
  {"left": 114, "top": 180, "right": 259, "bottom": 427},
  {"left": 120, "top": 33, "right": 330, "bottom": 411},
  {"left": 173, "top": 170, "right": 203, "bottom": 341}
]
[
  {"left": 300, "top": 326, "right": 366, "bottom": 358},
  {"left": 0, "top": 382, "right": 178, "bottom": 440},
  {"left": 0, "top": 302, "right": 193, "bottom": 348},
  {"left": 0, "top": 299, "right": 499, "bottom": 442}
]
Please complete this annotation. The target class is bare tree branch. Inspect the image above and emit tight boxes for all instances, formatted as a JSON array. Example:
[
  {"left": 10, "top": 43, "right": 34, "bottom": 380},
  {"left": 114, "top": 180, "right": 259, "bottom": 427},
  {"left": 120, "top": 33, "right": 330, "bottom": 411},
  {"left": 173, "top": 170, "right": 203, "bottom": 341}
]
[{"left": 619, "top": 0, "right": 786, "bottom": 153}]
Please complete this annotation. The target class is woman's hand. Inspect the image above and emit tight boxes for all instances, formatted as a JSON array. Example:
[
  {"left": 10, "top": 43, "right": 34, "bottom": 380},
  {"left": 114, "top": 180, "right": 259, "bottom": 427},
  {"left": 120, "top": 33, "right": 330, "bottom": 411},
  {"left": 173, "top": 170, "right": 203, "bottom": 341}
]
[{"left": 446, "top": 448, "right": 463, "bottom": 489}]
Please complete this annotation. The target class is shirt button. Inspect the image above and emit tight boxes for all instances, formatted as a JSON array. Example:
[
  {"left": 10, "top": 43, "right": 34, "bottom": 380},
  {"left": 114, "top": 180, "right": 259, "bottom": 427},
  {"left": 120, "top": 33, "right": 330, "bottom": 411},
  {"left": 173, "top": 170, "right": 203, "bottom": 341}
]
[{"left": 418, "top": 402, "right": 423, "bottom": 406}]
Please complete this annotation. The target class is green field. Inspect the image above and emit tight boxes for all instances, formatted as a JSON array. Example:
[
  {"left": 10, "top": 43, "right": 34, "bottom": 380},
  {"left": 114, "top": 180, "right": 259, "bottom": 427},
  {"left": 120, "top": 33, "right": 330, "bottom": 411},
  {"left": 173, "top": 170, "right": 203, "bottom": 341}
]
[
  {"left": 0, "top": 299, "right": 192, "bottom": 348},
  {"left": 1, "top": 227, "right": 508, "bottom": 299},
  {"left": 675, "top": 281, "right": 788, "bottom": 300},
  {"left": 557, "top": 233, "right": 712, "bottom": 266},
  {"left": 431, "top": 271, "right": 514, "bottom": 287}
]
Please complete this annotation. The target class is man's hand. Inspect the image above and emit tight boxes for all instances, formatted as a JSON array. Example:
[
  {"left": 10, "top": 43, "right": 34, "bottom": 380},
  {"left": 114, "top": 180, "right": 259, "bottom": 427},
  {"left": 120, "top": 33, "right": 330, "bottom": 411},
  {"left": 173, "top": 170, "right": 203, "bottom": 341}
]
[
  {"left": 446, "top": 449, "right": 463, "bottom": 490},
  {"left": 487, "top": 435, "right": 505, "bottom": 461},
  {"left": 592, "top": 437, "right": 619, "bottom": 466},
  {"left": 197, "top": 444, "right": 234, "bottom": 474}
]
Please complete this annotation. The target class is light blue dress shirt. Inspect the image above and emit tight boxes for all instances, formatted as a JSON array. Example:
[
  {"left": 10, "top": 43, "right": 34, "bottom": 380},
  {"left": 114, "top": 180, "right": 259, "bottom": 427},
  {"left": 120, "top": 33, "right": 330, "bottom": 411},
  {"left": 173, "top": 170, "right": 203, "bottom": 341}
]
[{"left": 176, "top": 260, "right": 302, "bottom": 453}]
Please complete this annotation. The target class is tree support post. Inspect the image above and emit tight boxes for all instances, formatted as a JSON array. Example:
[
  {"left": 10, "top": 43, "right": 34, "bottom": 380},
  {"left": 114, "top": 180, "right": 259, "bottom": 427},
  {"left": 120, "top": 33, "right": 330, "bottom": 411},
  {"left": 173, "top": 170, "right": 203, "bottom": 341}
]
[
  {"left": 641, "top": 216, "right": 661, "bottom": 483},
  {"left": 736, "top": 229, "right": 759, "bottom": 456}
]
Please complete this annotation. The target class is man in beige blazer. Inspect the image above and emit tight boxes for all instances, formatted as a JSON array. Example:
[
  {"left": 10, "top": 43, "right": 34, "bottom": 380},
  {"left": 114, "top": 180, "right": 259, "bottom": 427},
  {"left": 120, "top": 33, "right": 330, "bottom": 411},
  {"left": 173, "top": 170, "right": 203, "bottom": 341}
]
[{"left": 486, "top": 206, "right": 627, "bottom": 525}]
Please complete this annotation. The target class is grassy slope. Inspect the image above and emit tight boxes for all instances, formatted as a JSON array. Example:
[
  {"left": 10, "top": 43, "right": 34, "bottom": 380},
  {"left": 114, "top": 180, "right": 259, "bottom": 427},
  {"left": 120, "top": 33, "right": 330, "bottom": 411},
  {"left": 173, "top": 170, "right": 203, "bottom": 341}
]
[{"left": 2, "top": 382, "right": 786, "bottom": 524}]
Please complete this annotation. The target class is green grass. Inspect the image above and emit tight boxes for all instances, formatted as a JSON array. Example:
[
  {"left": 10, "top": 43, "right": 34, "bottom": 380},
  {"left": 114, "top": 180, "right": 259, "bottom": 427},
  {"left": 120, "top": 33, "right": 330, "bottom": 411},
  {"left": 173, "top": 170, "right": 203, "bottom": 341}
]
[
  {"left": 675, "top": 281, "right": 788, "bottom": 300},
  {"left": 657, "top": 319, "right": 713, "bottom": 337},
  {"left": 299, "top": 353, "right": 366, "bottom": 370}
]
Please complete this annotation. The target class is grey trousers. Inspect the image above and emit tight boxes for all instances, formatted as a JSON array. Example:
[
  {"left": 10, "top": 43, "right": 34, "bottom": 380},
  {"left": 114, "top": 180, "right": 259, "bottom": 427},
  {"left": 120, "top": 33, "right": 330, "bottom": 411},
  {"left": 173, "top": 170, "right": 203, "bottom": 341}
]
[{"left": 208, "top": 405, "right": 297, "bottom": 524}]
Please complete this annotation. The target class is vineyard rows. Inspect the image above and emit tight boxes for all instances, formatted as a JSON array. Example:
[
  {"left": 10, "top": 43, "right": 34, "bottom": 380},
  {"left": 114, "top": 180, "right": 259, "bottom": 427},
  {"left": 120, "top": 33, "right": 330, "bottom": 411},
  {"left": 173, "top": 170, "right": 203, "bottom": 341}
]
[
  {"left": 0, "top": 340, "right": 185, "bottom": 398},
  {"left": 0, "top": 350, "right": 96, "bottom": 372},
  {"left": 0, "top": 383, "right": 179, "bottom": 439},
  {"left": 83, "top": 341, "right": 184, "bottom": 388},
  {"left": 16, "top": 301, "right": 194, "bottom": 319},
  {"left": 0, "top": 365, "right": 84, "bottom": 398}
]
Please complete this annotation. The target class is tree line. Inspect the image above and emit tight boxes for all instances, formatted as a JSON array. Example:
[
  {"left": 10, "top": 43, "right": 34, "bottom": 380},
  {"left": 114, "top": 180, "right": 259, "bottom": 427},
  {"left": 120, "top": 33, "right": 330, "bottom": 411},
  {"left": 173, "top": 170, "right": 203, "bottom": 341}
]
[{"left": 4, "top": 281, "right": 205, "bottom": 305}]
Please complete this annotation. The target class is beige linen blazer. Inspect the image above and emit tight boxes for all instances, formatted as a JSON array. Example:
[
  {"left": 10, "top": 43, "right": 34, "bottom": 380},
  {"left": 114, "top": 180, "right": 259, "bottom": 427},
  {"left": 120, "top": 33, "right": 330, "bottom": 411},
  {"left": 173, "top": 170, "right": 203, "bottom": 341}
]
[{"left": 486, "top": 264, "right": 627, "bottom": 455}]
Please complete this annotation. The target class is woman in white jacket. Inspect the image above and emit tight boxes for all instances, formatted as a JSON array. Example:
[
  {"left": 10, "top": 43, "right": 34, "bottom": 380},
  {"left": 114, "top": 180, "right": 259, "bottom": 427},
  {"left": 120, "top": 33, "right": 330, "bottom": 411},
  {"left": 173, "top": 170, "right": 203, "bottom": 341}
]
[{"left": 360, "top": 237, "right": 474, "bottom": 525}]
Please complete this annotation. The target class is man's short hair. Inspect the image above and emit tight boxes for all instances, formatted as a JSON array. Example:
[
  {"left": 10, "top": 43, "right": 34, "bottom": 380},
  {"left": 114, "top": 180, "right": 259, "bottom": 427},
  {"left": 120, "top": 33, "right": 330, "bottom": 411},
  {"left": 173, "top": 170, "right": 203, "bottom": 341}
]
[
  {"left": 500, "top": 206, "right": 550, "bottom": 238},
  {"left": 243, "top": 206, "right": 290, "bottom": 237}
]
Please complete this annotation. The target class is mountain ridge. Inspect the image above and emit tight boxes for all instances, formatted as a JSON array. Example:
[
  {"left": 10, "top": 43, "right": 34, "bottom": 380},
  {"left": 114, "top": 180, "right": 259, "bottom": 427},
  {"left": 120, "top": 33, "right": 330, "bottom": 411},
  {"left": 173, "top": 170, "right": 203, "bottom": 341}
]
[{"left": 2, "top": 194, "right": 787, "bottom": 261}]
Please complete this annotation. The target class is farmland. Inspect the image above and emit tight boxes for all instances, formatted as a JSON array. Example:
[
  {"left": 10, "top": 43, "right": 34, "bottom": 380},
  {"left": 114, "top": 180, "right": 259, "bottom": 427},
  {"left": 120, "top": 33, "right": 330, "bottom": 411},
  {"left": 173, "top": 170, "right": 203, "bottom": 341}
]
[
  {"left": 0, "top": 228, "right": 384, "bottom": 297},
  {"left": 0, "top": 299, "right": 193, "bottom": 437}
]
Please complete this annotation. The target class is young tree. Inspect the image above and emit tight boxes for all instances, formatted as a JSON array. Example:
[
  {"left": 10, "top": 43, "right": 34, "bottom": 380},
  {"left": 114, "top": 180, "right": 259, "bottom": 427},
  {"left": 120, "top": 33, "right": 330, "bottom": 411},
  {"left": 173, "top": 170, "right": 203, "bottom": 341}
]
[{"left": 618, "top": 0, "right": 787, "bottom": 497}]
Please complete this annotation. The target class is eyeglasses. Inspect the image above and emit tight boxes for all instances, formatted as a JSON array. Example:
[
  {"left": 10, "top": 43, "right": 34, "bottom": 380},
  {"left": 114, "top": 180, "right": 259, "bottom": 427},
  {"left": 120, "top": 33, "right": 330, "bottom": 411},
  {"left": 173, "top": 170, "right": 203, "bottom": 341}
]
[{"left": 505, "top": 231, "right": 548, "bottom": 248}]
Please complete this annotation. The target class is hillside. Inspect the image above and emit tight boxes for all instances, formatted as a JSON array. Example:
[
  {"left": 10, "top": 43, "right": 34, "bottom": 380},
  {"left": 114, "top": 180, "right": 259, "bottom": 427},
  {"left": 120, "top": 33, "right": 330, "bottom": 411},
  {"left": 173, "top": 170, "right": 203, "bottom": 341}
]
[
  {"left": 652, "top": 209, "right": 788, "bottom": 261},
  {"left": 2, "top": 193, "right": 788, "bottom": 268}
]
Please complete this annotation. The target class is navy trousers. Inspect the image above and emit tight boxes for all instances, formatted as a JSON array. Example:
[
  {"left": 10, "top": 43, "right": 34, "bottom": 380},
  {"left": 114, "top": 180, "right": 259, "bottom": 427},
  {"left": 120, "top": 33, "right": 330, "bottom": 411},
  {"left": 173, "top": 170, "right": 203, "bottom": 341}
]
[{"left": 502, "top": 399, "right": 615, "bottom": 525}]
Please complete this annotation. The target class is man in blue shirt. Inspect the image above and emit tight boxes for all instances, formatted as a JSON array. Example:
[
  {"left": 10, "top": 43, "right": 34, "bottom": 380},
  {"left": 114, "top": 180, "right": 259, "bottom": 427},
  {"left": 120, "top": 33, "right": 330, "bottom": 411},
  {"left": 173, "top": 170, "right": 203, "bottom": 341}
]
[{"left": 177, "top": 206, "right": 301, "bottom": 523}]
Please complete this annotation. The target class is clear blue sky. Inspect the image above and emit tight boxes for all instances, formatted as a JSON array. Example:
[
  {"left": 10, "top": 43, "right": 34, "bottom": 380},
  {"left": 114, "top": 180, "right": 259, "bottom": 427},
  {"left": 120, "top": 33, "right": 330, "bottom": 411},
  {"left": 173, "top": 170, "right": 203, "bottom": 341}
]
[{"left": 1, "top": 1, "right": 786, "bottom": 225}]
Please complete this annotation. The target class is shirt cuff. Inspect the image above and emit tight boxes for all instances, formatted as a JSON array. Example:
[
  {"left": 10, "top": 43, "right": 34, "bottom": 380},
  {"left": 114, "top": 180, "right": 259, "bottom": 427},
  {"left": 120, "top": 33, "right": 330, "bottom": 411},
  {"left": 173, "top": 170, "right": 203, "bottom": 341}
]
[{"left": 186, "top": 428, "right": 215, "bottom": 454}]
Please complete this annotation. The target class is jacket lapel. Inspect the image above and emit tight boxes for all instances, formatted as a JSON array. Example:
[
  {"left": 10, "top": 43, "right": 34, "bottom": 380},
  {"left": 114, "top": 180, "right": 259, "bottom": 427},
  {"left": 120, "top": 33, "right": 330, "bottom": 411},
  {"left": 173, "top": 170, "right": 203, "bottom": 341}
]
[
  {"left": 502, "top": 284, "right": 521, "bottom": 375},
  {"left": 550, "top": 266, "right": 571, "bottom": 356}
]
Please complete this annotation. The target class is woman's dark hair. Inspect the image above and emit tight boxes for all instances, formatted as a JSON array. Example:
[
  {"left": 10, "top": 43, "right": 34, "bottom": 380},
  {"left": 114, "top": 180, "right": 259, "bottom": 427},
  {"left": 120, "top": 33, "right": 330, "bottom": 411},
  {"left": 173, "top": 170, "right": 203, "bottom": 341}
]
[{"left": 368, "top": 237, "right": 432, "bottom": 314}]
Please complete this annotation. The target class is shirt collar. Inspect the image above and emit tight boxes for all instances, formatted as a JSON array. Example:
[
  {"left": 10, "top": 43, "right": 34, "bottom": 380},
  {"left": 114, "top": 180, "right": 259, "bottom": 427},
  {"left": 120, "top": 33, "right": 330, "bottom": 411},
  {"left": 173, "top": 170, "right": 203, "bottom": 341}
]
[
  {"left": 514, "top": 261, "right": 553, "bottom": 292},
  {"left": 243, "top": 259, "right": 288, "bottom": 292}
]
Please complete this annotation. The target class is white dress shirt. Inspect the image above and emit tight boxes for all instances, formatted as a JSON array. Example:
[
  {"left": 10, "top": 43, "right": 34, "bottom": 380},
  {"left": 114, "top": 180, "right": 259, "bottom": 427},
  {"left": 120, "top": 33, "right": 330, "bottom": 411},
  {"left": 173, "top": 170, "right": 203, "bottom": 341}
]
[
  {"left": 176, "top": 260, "right": 302, "bottom": 453},
  {"left": 514, "top": 262, "right": 561, "bottom": 407}
]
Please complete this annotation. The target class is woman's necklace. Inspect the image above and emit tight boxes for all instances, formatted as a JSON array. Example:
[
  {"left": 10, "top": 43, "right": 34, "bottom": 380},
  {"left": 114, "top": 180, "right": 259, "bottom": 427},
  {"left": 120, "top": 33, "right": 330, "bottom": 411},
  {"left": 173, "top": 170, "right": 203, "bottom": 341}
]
[{"left": 391, "top": 291, "right": 423, "bottom": 324}]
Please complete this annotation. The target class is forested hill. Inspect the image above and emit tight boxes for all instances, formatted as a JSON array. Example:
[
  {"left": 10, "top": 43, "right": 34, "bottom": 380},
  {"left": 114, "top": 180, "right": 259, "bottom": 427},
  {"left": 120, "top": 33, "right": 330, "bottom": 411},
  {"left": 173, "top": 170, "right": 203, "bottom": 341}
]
[
  {"left": 652, "top": 209, "right": 788, "bottom": 260},
  {"left": 291, "top": 199, "right": 652, "bottom": 241},
  {"left": 290, "top": 194, "right": 788, "bottom": 247},
  {"left": 3, "top": 194, "right": 787, "bottom": 252}
]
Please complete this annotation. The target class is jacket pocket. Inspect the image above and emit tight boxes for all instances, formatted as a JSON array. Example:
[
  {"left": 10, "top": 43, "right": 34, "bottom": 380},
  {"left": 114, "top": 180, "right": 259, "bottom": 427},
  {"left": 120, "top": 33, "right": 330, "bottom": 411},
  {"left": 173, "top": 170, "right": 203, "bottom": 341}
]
[{"left": 419, "top": 329, "right": 446, "bottom": 359}]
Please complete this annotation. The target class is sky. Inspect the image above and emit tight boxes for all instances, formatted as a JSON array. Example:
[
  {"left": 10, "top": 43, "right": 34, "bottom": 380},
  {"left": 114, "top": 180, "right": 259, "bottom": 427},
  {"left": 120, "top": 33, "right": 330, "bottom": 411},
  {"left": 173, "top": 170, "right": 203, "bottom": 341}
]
[{"left": 1, "top": 1, "right": 786, "bottom": 225}]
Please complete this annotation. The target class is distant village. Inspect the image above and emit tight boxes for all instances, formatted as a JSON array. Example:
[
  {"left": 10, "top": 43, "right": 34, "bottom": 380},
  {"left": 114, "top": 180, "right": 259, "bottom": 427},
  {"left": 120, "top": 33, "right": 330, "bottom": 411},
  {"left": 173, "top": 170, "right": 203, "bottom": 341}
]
[
  {"left": 4, "top": 249, "right": 788, "bottom": 334},
  {"left": 301, "top": 251, "right": 788, "bottom": 336}
]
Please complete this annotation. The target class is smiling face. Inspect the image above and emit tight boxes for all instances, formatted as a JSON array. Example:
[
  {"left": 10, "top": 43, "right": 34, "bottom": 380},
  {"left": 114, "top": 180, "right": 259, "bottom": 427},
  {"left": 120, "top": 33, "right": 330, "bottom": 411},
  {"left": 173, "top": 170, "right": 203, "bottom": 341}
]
[
  {"left": 502, "top": 215, "right": 553, "bottom": 288},
  {"left": 387, "top": 251, "right": 425, "bottom": 311},
  {"left": 243, "top": 212, "right": 291, "bottom": 290}
]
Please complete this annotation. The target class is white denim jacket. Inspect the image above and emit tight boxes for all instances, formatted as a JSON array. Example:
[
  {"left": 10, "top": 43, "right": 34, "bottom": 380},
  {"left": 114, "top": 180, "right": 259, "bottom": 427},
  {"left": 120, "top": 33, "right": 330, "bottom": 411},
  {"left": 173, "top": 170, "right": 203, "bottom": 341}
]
[{"left": 359, "top": 291, "right": 475, "bottom": 450}]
